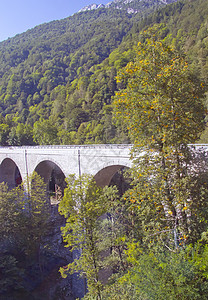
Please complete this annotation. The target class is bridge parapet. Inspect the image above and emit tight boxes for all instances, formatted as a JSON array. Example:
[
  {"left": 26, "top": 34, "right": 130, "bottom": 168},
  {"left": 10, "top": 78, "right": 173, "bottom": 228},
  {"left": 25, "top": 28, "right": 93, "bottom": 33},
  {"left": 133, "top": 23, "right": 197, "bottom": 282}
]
[{"left": 0, "top": 144, "right": 133, "bottom": 150}]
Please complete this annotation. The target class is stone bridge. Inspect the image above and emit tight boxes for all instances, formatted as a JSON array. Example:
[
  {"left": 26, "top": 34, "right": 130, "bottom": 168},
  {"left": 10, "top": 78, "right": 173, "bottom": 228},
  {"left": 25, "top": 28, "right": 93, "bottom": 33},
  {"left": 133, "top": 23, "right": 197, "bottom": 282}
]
[
  {"left": 1, "top": 143, "right": 207, "bottom": 194},
  {"left": 0, "top": 145, "right": 133, "bottom": 193}
]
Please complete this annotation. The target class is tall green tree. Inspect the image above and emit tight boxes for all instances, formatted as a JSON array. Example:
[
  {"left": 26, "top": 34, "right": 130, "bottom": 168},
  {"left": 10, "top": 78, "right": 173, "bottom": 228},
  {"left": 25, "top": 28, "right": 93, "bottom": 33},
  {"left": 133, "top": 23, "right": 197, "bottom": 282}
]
[
  {"left": 113, "top": 24, "right": 207, "bottom": 246},
  {"left": 59, "top": 174, "right": 119, "bottom": 299},
  {"left": 0, "top": 174, "right": 53, "bottom": 298},
  {"left": 100, "top": 24, "right": 208, "bottom": 300},
  {"left": 26, "top": 172, "right": 50, "bottom": 260},
  {"left": 114, "top": 25, "right": 206, "bottom": 149},
  {"left": 0, "top": 183, "right": 26, "bottom": 243},
  {"left": 0, "top": 183, "right": 28, "bottom": 297}
]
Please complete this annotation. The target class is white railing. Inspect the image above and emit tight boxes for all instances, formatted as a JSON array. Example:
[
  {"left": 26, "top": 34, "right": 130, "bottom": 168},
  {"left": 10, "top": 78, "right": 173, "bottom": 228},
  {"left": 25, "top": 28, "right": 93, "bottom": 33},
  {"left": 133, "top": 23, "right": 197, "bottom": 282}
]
[{"left": 0, "top": 144, "right": 133, "bottom": 150}]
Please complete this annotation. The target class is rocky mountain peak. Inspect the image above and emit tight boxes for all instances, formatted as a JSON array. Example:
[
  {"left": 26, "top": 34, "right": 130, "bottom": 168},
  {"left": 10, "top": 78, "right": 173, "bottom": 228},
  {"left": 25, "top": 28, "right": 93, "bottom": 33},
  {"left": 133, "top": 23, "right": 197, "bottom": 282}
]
[
  {"left": 78, "top": 3, "right": 106, "bottom": 12},
  {"left": 78, "top": 0, "right": 178, "bottom": 14}
]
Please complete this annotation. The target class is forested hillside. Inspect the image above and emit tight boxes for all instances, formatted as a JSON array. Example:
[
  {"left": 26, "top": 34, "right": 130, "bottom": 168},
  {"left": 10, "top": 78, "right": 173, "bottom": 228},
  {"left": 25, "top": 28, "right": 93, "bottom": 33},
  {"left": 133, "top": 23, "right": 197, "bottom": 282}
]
[{"left": 0, "top": 0, "right": 207, "bottom": 145}]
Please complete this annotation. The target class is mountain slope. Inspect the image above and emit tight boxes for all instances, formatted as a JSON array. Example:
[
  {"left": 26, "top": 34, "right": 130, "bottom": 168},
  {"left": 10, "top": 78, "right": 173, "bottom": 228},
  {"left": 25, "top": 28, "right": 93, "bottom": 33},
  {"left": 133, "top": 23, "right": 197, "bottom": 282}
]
[
  {"left": 0, "top": 8, "right": 132, "bottom": 116},
  {"left": 0, "top": 0, "right": 207, "bottom": 145}
]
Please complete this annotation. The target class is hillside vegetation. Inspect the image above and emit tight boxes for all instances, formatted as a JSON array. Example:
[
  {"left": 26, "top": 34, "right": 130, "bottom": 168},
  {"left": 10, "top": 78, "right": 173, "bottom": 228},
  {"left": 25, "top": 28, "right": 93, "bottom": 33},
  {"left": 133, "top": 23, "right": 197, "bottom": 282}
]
[{"left": 0, "top": 0, "right": 207, "bottom": 145}]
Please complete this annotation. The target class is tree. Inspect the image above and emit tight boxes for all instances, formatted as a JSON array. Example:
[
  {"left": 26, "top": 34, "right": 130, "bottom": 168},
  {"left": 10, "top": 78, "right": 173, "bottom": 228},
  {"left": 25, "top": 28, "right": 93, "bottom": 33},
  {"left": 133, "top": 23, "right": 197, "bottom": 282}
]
[
  {"left": 0, "top": 254, "right": 25, "bottom": 299},
  {"left": 0, "top": 123, "right": 10, "bottom": 145},
  {"left": 105, "top": 28, "right": 208, "bottom": 295},
  {"left": 0, "top": 183, "right": 28, "bottom": 297},
  {"left": 0, "top": 174, "right": 52, "bottom": 298},
  {"left": 116, "top": 235, "right": 208, "bottom": 300},
  {"left": 33, "top": 117, "right": 59, "bottom": 145},
  {"left": 7, "top": 123, "right": 34, "bottom": 146},
  {"left": 0, "top": 183, "right": 26, "bottom": 243},
  {"left": 59, "top": 174, "right": 119, "bottom": 299},
  {"left": 113, "top": 24, "right": 207, "bottom": 246},
  {"left": 26, "top": 172, "right": 50, "bottom": 261},
  {"left": 114, "top": 25, "right": 206, "bottom": 149}
]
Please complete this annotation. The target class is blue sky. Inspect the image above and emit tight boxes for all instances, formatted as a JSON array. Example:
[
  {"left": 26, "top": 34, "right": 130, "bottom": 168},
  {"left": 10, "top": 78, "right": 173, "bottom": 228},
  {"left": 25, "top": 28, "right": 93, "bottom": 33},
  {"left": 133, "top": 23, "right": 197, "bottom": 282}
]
[{"left": 0, "top": 0, "right": 111, "bottom": 42}]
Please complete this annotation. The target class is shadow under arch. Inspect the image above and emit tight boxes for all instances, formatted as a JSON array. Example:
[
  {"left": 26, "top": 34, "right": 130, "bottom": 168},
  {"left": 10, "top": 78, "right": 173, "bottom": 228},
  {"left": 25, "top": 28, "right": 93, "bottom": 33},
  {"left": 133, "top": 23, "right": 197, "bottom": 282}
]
[
  {"left": 34, "top": 160, "right": 66, "bottom": 205},
  {"left": 0, "top": 158, "right": 22, "bottom": 189},
  {"left": 94, "top": 165, "right": 130, "bottom": 192}
]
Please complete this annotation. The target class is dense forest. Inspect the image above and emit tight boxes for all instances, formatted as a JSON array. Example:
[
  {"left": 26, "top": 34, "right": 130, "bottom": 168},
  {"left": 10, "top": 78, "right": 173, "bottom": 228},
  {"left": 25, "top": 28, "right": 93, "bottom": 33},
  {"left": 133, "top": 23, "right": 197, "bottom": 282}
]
[{"left": 0, "top": 0, "right": 207, "bottom": 145}]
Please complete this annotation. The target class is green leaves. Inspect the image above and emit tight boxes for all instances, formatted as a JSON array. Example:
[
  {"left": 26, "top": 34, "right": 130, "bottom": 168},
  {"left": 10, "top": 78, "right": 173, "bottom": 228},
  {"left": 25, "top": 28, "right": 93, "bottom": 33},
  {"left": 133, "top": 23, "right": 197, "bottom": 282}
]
[
  {"left": 33, "top": 117, "right": 59, "bottom": 145},
  {"left": 122, "top": 243, "right": 208, "bottom": 300},
  {"left": 114, "top": 24, "right": 206, "bottom": 149},
  {"left": 59, "top": 174, "right": 119, "bottom": 298},
  {"left": 0, "top": 183, "right": 26, "bottom": 239},
  {"left": 113, "top": 25, "right": 208, "bottom": 249}
]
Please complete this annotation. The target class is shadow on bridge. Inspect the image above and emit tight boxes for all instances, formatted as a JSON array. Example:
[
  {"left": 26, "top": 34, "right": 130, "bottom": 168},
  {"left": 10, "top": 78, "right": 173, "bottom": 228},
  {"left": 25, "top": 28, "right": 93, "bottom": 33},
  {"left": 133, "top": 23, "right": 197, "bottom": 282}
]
[
  {"left": 0, "top": 158, "right": 22, "bottom": 189},
  {"left": 34, "top": 160, "right": 66, "bottom": 205}
]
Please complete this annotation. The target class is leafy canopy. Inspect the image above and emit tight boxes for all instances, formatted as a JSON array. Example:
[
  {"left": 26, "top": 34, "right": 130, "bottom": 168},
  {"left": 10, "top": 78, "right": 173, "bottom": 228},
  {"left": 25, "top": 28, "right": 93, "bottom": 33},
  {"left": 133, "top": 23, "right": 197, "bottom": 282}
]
[
  {"left": 59, "top": 174, "right": 119, "bottom": 299},
  {"left": 113, "top": 24, "right": 208, "bottom": 246},
  {"left": 113, "top": 24, "right": 206, "bottom": 150}
]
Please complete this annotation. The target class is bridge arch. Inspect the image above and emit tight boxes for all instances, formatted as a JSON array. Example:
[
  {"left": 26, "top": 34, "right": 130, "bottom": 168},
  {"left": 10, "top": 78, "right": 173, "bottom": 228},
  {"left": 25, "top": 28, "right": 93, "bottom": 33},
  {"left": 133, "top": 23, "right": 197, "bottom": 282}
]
[
  {"left": 0, "top": 158, "right": 22, "bottom": 189},
  {"left": 94, "top": 164, "right": 130, "bottom": 188},
  {"left": 34, "top": 160, "right": 66, "bottom": 204}
]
